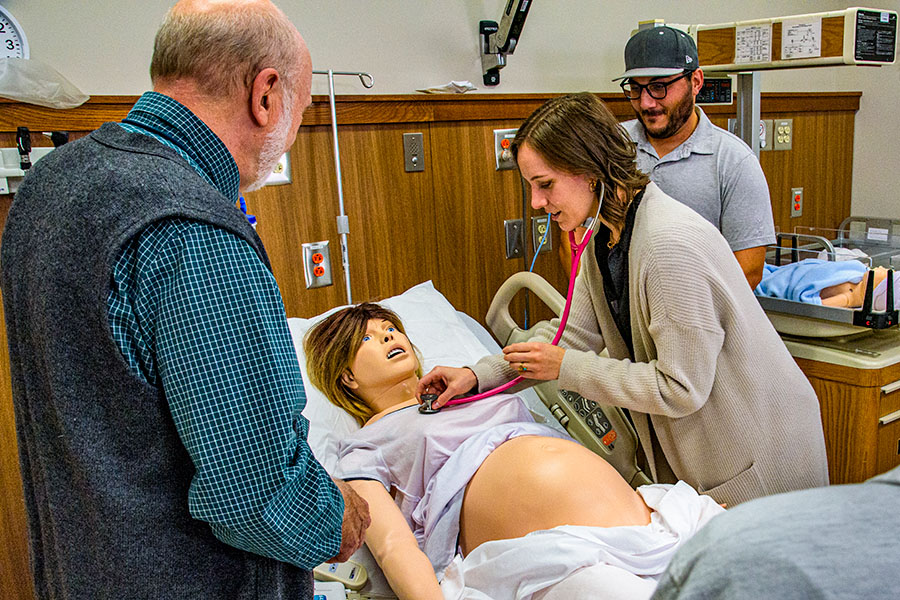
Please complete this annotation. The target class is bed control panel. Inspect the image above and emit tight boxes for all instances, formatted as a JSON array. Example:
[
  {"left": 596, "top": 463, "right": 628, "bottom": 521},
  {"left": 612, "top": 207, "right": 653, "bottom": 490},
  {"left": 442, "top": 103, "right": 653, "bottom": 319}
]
[{"left": 559, "top": 390, "right": 617, "bottom": 449}]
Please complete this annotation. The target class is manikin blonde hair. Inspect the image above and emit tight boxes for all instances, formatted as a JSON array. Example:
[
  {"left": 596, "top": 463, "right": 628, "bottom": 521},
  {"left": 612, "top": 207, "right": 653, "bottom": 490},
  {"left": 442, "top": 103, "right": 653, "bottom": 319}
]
[{"left": 304, "top": 303, "right": 423, "bottom": 426}]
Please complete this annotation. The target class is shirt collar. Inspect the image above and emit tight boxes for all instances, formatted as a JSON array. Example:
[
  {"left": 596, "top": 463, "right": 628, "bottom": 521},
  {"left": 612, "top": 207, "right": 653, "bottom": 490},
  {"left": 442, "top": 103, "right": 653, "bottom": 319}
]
[{"left": 123, "top": 91, "right": 241, "bottom": 201}]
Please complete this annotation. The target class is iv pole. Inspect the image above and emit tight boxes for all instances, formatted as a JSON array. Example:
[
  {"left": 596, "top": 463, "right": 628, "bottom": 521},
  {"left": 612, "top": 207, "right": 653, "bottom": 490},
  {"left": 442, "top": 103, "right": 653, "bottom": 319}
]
[{"left": 311, "top": 69, "right": 375, "bottom": 305}]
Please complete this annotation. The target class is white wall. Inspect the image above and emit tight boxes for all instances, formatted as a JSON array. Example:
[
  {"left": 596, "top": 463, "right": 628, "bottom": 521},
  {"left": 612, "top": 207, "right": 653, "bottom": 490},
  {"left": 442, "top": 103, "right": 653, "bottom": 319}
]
[{"left": 4, "top": 0, "right": 898, "bottom": 217}]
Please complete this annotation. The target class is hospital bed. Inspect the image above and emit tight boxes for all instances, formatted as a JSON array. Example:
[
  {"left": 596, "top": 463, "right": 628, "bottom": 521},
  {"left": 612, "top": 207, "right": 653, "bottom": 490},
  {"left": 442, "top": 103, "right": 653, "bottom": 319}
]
[
  {"left": 289, "top": 279, "right": 649, "bottom": 599},
  {"left": 756, "top": 218, "right": 900, "bottom": 338}
]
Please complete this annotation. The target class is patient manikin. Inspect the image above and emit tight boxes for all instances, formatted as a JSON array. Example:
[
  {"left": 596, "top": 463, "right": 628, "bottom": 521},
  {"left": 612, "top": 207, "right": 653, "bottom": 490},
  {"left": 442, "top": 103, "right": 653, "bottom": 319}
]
[{"left": 304, "top": 303, "right": 723, "bottom": 600}]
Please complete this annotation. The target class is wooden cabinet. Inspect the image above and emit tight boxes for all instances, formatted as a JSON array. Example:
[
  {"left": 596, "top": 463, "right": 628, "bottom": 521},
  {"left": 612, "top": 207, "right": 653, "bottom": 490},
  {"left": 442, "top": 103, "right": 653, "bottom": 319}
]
[{"left": 788, "top": 332, "right": 900, "bottom": 485}]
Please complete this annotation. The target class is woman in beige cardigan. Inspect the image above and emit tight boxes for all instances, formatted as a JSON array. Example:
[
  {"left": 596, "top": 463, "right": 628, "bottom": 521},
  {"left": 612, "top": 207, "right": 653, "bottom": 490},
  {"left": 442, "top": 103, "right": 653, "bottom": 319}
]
[{"left": 418, "top": 92, "right": 828, "bottom": 507}]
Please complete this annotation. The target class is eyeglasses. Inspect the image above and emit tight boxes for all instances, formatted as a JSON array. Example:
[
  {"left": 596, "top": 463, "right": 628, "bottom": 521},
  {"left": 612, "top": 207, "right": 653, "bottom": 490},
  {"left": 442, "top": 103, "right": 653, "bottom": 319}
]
[{"left": 620, "top": 71, "right": 693, "bottom": 100}]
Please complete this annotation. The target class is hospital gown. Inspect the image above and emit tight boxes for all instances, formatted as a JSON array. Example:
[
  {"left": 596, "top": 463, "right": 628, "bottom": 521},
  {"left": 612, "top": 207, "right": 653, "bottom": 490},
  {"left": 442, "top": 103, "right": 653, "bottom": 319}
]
[{"left": 334, "top": 394, "right": 724, "bottom": 600}]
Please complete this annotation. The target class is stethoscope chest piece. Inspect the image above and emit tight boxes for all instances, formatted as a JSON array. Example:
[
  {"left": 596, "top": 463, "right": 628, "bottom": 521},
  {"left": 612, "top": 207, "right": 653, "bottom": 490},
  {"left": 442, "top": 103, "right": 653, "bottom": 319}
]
[{"left": 418, "top": 393, "right": 441, "bottom": 414}]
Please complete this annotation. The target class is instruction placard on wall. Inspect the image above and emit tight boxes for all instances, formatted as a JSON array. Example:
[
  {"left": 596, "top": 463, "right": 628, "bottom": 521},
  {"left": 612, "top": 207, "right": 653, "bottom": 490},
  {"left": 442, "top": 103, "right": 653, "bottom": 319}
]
[
  {"left": 782, "top": 17, "right": 822, "bottom": 59},
  {"left": 735, "top": 24, "right": 772, "bottom": 64}
]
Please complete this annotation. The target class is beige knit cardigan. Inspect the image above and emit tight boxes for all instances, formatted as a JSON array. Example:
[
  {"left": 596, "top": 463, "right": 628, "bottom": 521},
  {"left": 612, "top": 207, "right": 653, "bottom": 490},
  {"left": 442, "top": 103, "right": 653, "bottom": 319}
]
[{"left": 472, "top": 183, "right": 829, "bottom": 506}]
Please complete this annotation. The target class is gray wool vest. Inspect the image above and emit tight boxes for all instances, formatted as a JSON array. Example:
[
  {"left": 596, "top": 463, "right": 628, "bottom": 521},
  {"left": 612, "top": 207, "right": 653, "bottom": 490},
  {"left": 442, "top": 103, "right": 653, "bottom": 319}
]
[{"left": 1, "top": 123, "right": 314, "bottom": 599}]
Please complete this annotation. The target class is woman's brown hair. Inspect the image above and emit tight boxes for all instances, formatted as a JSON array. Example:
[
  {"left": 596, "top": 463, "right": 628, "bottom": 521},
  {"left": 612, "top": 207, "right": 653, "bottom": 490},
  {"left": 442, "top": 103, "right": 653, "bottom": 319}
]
[
  {"left": 304, "top": 303, "right": 422, "bottom": 426},
  {"left": 511, "top": 92, "right": 650, "bottom": 228}
]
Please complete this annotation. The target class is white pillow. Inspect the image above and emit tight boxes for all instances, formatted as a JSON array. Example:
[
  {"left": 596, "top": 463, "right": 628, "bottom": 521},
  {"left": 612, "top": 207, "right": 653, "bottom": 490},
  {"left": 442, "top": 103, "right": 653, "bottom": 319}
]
[{"left": 287, "top": 281, "right": 495, "bottom": 473}]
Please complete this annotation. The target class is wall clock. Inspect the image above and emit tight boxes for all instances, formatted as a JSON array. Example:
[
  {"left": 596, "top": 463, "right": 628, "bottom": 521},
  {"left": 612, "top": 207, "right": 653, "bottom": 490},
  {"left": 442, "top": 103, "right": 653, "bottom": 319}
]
[{"left": 0, "top": 5, "right": 29, "bottom": 59}]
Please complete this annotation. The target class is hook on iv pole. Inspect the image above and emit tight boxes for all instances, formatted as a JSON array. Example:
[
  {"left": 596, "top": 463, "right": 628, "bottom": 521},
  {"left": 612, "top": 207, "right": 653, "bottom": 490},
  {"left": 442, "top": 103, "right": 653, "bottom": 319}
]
[{"left": 312, "top": 70, "right": 374, "bottom": 89}]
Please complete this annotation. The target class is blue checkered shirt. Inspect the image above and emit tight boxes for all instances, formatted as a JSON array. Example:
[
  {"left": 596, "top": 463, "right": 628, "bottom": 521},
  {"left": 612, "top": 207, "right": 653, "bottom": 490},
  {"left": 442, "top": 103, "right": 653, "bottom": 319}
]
[{"left": 109, "top": 92, "right": 343, "bottom": 568}]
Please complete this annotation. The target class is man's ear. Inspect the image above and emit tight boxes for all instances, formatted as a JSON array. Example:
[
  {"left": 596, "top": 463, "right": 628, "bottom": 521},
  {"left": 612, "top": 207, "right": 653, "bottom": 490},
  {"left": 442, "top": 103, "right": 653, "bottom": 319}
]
[
  {"left": 341, "top": 370, "right": 359, "bottom": 391},
  {"left": 249, "top": 67, "right": 281, "bottom": 128},
  {"left": 690, "top": 68, "right": 705, "bottom": 97}
]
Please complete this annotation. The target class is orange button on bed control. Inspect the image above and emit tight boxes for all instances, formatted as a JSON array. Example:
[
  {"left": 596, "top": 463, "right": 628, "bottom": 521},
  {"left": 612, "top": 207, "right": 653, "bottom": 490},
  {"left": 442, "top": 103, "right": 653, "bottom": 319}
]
[
  {"left": 312, "top": 252, "right": 324, "bottom": 264},
  {"left": 602, "top": 430, "right": 617, "bottom": 446},
  {"left": 313, "top": 266, "right": 325, "bottom": 277}
]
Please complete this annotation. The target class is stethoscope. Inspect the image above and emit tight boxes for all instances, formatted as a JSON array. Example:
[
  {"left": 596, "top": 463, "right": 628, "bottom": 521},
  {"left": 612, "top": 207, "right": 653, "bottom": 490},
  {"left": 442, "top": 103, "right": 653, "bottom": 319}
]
[{"left": 420, "top": 182, "right": 606, "bottom": 413}]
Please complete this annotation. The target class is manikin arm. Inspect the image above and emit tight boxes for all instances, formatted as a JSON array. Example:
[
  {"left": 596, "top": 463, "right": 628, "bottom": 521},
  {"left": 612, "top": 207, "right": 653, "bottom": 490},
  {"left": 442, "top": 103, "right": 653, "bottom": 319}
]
[{"left": 347, "top": 479, "right": 443, "bottom": 600}]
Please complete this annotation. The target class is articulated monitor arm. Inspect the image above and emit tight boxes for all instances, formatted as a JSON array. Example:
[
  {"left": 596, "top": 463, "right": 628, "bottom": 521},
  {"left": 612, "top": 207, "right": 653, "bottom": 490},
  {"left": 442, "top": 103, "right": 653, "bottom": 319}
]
[{"left": 480, "top": 0, "right": 533, "bottom": 86}]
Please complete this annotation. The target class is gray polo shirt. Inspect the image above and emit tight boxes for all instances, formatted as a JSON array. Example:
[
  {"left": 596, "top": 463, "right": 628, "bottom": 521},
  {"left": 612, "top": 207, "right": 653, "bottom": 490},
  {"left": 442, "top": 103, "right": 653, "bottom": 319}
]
[{"left": 623, "top": 108, "right": 775, "bottom": 252}]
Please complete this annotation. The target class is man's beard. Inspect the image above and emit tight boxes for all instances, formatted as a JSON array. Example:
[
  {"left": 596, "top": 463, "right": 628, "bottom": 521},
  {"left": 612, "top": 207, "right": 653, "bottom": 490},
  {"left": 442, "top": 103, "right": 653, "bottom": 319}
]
[
  {"left": 244, "top": 101, "right": 294, "bottom": 192},
  {"left": 638, "top": 89, "right": 695, "bottom": 140}
]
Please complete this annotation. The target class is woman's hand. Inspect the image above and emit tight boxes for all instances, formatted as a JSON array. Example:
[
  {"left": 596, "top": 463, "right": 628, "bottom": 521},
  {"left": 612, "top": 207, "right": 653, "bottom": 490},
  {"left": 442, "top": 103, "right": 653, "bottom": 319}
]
[
  {"left": 502, "top": 342, "right": 565, "bottom": 380},
  {"left": 416, "top": 366, "right": 477, "bottom": 409}
]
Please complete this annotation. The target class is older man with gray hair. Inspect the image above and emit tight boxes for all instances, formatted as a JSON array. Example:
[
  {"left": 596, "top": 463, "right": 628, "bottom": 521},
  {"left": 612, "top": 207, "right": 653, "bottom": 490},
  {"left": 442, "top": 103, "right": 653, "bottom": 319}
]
[{"left": 1, "top": 1, "right": 368, "bottom": 598}]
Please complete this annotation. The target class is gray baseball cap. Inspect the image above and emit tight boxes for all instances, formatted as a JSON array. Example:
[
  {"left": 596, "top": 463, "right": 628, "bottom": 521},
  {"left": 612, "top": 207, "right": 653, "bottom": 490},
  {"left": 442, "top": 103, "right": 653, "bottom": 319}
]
[{"left": 613, "top": 26, "right": 698, "bottom": 81}]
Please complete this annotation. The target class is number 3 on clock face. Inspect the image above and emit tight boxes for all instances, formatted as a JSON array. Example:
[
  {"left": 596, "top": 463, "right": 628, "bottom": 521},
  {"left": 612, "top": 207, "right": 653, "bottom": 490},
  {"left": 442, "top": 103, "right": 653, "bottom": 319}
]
[{"left": 0, "top": 5, "right": 30, "bottom": 59}]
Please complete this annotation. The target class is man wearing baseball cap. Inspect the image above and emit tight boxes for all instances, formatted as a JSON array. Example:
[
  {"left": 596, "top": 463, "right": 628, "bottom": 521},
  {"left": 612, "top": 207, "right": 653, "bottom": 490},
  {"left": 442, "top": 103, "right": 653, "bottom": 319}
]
[{"left": 615, "top": 25, "right": 774, "bottom": 288}]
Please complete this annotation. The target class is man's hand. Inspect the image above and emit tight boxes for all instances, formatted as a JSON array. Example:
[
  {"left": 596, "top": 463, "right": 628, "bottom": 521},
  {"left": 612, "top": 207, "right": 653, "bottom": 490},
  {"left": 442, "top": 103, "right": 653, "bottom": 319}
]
[{"left": 328, "top": 478, "right": 370, "bottom": 562}]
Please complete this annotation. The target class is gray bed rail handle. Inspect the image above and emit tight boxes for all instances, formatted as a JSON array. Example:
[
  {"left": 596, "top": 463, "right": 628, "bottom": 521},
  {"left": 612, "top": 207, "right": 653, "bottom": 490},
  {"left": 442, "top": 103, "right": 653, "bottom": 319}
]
[{"left": 486, "top": 271, "right": 565, "bottom": 346}]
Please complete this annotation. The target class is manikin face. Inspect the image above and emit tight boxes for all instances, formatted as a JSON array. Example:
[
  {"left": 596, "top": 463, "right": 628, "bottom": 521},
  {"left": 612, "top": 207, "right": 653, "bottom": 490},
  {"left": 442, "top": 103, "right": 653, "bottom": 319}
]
[
  {"left": 346, "top": 319, "right": 418, "bottom": 399},
  {"left": 516, "top": 143, "right": 597, "bottom": 232},
  {"left": 629, "top": 71, "right": 698, "bottom": 140}
]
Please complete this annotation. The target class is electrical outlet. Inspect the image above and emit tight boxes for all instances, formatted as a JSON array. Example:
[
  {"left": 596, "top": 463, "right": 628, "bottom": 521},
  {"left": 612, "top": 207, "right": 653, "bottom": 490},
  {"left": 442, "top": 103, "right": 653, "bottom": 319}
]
[
  {"left": 265, "top": 152, "right": 291, "bottom": 185},
  {"left": 790, "top": 187, "right": 803, "bottom": 218},
  {"left": 505, "top": 219, "right": 524, "bottom": 259},
  {"left": 773, "top": 119, "right": 793, "bottom": 150},
  {"left": 403, "top": 132, "right": 424, "bottom": 172},
  {"left": 302, "top": 241, "right": 333, "bottom": 289},
  {"left": 532, "top": 215, "right": 552, "bottom": 254},
  {"left": 494, "top": 129, "right": 517, "bottom": 170}
]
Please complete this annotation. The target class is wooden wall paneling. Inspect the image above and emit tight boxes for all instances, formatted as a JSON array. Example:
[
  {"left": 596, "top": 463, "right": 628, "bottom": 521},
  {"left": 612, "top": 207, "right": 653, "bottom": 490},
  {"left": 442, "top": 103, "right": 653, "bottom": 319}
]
[
  {"left": 246, "top": 122, "right": 441, "bottom": 318},
  {"left": 431, "top": 120, "right": 541, "bottom": 327},
  {"left": 708, "top": 107, "right": 855, "bottom": 236},
  {"left": 244, "top": 125, "right": 346, "bottom": 318},
  {"left": 0, "top": 97, "right": 134, "bottom": 132},
  {"left": 334, "top": 123, "right": 440, "bottom": 304},
  {"left": 522, "top": 200, "right": 569, "bottom": 327}
]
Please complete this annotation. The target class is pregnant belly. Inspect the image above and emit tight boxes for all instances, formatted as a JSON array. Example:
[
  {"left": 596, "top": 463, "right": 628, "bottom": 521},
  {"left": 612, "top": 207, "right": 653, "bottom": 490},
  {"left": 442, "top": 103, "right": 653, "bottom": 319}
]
[{"left": 458, "top": 435, "right": 651, "bottom": 555}]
